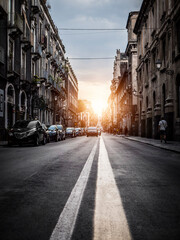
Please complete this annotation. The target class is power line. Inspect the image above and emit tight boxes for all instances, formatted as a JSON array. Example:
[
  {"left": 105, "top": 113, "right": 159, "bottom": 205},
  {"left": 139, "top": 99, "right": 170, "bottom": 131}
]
[
  {"left": 59, "top": 28, "right": 127, "bottom": 31},
  {"left": 69, "top": 57, "right": 114, "bottom": 60}
]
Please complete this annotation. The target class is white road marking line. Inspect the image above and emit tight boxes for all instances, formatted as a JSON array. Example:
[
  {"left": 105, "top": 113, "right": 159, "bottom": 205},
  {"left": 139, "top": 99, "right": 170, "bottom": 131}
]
[
  {"left": 93, "top": 136, "right": 132, "bottom": 240},
  {"left": 49, "top": 140, "right": 98, "bottom": 240}
]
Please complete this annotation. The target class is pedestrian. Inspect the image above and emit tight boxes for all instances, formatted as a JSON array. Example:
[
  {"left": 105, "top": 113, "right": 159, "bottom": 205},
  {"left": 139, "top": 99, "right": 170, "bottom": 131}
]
[{"left": 158, "top": 117, "right": 168, "bottom": 143}]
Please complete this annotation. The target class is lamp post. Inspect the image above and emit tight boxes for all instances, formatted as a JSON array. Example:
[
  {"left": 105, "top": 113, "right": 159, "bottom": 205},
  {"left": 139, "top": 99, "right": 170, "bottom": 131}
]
[
  {"left": 155, "top": 59, "right": 162, "bottom": 70},
  {"left": 156, "top": 59, "right": 174, "bottom": 75}
]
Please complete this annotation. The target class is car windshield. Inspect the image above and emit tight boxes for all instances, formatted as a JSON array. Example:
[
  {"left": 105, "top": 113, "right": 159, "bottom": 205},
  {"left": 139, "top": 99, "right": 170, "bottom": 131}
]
[
  {"left": 66, "top": 128, "right": 73, "bottom": 131},
  {"left": 88, "top": 127, "right": 97, "bottom": 130},
  {"left": 57, "top": 125, "right": 63, "bottom": 130},
  {"left": 48, "top": 125, "right": 56, "bottom": 130},
  {"left": 13, "top": 121, "right": 37, "bottom": 129}
]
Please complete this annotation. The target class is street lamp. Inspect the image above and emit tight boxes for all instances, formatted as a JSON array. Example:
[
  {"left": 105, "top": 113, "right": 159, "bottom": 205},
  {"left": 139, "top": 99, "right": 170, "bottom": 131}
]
[
  {"left": 156, "top": 59, "right": 174, "bottom": 75},
  {"left": 155, "top": 59, "right": 162, "bottom": 70}
]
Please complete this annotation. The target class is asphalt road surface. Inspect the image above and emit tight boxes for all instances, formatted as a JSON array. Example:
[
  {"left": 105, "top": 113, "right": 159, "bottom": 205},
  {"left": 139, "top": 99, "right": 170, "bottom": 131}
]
[{"left": 0, "top": 133, "right": 180, "bottom": 240}]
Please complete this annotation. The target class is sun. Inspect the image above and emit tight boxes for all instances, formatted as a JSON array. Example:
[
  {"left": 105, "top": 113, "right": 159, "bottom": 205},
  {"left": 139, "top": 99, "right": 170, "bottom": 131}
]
[{"left": 91, "top": 99, "right": 107, "bottom": 116}]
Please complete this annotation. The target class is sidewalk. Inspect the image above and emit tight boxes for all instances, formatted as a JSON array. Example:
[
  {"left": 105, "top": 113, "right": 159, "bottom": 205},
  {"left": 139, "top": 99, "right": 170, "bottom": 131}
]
[
  {"left": 0, "top": 141, "right": 8, "bottom": 146},
  {"left": 120, "top": 135, "right": 180, "bottom": 153}
]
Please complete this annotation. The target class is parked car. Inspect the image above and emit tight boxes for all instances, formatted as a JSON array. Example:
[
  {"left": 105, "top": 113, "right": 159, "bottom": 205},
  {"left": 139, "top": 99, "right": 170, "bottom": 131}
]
[
  {"left": 42, "top": 124, "right": 50, "bottom": 143},
  {"left": 86, "top": 127, "right": 98, "bottom": 137},
  {"left": 75, "top": 128, "right": 82, "bottom": 136},
  {"left": 97, "top": 128, "right": 101, "bottom": 136},
  {"left": 81, "top": 128, "right": 86, "bottom": 135},
  {"left": 47, "top": 125, "right": 60, "bottom": 142},
  {"left": 66, "top": 127, "right": 76, "bottom": 138},
  {"left": 56, "top": 125, "right": 66, "bottom": 140},
  {"left": 8, "top": 120, "right": 46, "bottom": 146}
]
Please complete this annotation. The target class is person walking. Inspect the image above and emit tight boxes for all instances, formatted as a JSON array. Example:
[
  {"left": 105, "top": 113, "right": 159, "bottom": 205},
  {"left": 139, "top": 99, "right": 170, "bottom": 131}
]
[{"left": 159, "top": 117, "right": 168, "bottom": 143}]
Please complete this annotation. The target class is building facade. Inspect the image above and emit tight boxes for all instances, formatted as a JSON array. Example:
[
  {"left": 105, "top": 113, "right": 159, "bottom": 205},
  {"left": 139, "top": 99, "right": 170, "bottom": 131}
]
[
  {"left": 65, "top": 60, "right": 78, "bottom": 127},
  {"left": 134, "top": 0, "right": 180, "bottom": 140},
  {"left": 0, "top": 0, "right": 78, "bottom": 140},
  {"left": 109, "top": 50, "right": 128, "bottom": 133},
  {"left": 125, "top": 11, "right": 139, "bottom": 135}
]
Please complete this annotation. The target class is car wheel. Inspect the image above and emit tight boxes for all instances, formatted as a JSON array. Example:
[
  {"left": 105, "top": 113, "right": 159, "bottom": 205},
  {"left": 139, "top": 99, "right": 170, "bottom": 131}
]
[
  {"left": 42, "top": 136, "right": 46, "bottom": 145},
  {"left": 55, "top": 134, "right": 58, "bottom": 142},
  {"left": 34, "top": 136, "right": 39, "bottom": 146}
]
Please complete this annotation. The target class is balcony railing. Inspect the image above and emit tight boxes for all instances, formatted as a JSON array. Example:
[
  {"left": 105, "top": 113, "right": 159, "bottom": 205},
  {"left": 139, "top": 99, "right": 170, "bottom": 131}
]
[
  {"left": 40, "top": 35, "right": 47, "bottom": 50},
  {"left": 31, "top": 45, "right": 42, "bottom": 60},
  {"left": 9, "top": 13, "right": 23, "bottom": 37}
]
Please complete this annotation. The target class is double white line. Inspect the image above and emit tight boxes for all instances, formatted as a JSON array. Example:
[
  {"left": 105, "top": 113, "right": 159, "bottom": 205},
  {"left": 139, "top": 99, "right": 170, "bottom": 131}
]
[{"left": 50, "top": 137, "right": 131, "bottom": 240}]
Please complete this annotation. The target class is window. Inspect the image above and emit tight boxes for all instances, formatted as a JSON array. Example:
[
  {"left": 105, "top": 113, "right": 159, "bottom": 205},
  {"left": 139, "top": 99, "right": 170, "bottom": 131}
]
[
  {"left": 146, "top": 96, "right": 148, "bottom": 110},
  {"left": 39, "top": 22, "right": 42, "bottom": 43},
  {"left": 32, "top": 61, "right": 35, "bottom": 77},
  {"left": 177, "top": 75, "right": 180, "bottom": 117},
  {"left": 162, "top": 37, "right": 166, "bottom": 66},
  {"left": 152, "top": 50, "right": 156, "bottom": 71},
  {"left": 176, "top": 19, "right": 180, "bottom": 54},
  {"left": 21, "top": 50, "right": 26, "bottom": 79},
  {"left": 8, "top": 39, "right": 14, "bottom": 72},
  {"left": 8, "top": 0, "right": 14, "bottom": 24},
  {"left": 153, "top": 91, "right": 156, "bottom": 109}
]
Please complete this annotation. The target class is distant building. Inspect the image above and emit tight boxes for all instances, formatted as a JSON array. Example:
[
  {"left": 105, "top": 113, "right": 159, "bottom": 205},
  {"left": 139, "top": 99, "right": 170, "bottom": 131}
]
[
  {"left": 110, "top": 49, "right": 128, "bottom": 132},
  {"left": 125, "top": 11, "right": 139, "bottom": 135},
  {"left": 65, "top": 60, "right": 78, "bottom": 127}
]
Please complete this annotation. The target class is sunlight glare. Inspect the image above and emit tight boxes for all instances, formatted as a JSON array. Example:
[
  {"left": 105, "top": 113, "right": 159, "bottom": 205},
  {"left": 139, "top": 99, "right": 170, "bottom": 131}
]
[{"left": 92, "top": 99, "right": 107, "bottom": 116}]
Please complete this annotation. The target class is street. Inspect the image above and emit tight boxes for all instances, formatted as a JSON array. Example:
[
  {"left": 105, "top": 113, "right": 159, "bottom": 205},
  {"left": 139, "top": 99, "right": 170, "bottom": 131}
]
[{"left": 0, "top": 133, "right": 180, "bottom": 240}]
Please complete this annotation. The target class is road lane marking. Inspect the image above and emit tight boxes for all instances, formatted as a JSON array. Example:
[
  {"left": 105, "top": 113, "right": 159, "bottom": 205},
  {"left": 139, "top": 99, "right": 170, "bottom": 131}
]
[
  {"left": 49, "top": 140, "right": 98, "bottom": 240},
  {"left": 93, "top": 136, "right": 132, "bottom": 240}
]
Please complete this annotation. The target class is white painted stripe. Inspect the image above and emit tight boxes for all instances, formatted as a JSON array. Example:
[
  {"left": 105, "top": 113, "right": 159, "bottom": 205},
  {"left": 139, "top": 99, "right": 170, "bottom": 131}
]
[
  {"left": 93, "top": 136, "right": 132, "bottom": 240},
  {"left": 50, "top": 140, "right": 98, "bottom": 240}
]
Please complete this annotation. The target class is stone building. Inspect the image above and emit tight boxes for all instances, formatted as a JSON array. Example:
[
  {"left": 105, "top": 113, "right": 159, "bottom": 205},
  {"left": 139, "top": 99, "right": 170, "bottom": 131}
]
[
  {"left": 0, "top": 0, "right": 8, "bottom": 139},
  {"left": 110, "top": 50, "right": 128, "bottom": 133},
  {"left": 125, "top": 11, "right": 139, "bottom": 135},
  {"left": 65, "top": 60, "right": 78, "bottom": 127},
  {"left": 0, "top": 0, "right": 78, "bottom": 140},
  {"left": 134, "top": 0, "right": 180, "bottom": 140}
]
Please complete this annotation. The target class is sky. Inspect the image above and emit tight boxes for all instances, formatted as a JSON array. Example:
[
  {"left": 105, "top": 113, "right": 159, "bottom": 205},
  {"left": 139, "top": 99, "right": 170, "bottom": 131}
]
[{"left": 48, "top": 0, "right": 142, "bottom": 114}]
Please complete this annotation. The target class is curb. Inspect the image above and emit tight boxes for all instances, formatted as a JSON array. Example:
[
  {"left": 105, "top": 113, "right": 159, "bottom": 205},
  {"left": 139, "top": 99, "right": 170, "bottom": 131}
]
[
  {"left": 0, "top": 141, "right": 8, "bottom": 146},
  {"left": 122, "top": 136, "right": 180, "bottom": 154}
]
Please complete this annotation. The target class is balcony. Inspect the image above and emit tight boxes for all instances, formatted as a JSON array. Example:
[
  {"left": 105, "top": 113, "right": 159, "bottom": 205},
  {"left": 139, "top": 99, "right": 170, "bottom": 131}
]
[
  {"left": 21, "top": 31, "right": 34, "bottom": 50},
  {"left": 8, "top": 13, "right": 23, "bottom": 38},
  {"left": 47, "top": 75, "right": 54, "bottom": 85},
  {"left": 40, "top": 35, "right": 47, "bottom": 50},
  {"left": 31, "top": 0, "right": 40, "bottom": 14},
  {"left": 31, "top": 45, "right": 42, "bottom": 61},
  {"left": 46, "top": 45, "right": 53, "bottom": 58}
]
